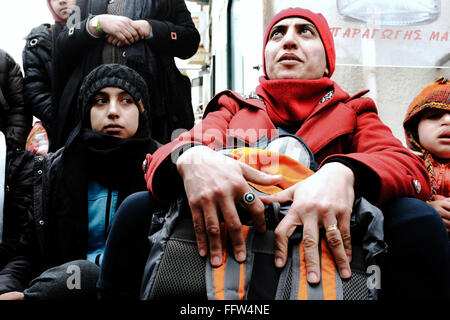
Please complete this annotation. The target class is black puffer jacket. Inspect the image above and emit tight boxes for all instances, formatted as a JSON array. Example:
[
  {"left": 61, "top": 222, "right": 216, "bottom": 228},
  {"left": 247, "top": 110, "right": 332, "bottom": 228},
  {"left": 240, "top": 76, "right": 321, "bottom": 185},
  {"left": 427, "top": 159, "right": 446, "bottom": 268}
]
[
  {"left": 31, "top": 64, "right": 160, "bottom": 271},
  {"left": 0, "top": 145, "right": 36, "bottom": 294},
  {"left": 52, "top": 0, "right": 200, "bottom": 151},
  {"left": 22, "top": 23, "right": 59, "bottom": 143},
  {"left": 0, "top": 49, "right": 32, "bottom": 149}
]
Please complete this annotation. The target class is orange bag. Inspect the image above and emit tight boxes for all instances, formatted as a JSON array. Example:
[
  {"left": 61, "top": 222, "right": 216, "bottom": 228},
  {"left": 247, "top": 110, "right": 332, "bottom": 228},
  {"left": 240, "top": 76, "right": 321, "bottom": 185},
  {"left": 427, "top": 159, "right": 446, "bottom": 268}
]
[{"left": 25, "top": 121, "right": 49, "bottom": 155}]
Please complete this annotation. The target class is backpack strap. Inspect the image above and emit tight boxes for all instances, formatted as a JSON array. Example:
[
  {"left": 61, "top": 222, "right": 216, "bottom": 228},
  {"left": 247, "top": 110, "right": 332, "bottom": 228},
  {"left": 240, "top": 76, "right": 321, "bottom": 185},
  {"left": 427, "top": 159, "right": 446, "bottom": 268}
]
[
  {"left": 0, "top": 131, "right": 6, "bottom": 244},
  {"left": 205, "top": 224, "right": 254, "bottom": 300},
  {"left": 275, "top": 232, "right": 344, "bottom": 300},
  {"left": 205, "top": 198, "right": 287, "bottom": 300}
]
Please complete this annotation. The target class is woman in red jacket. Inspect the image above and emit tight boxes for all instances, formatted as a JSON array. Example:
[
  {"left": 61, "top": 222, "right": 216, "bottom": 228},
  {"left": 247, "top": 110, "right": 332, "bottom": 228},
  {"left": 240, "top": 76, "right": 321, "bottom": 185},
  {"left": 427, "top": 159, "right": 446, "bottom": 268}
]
[{"left": 99, "top": 8, "right": 449, "bottom": 299}]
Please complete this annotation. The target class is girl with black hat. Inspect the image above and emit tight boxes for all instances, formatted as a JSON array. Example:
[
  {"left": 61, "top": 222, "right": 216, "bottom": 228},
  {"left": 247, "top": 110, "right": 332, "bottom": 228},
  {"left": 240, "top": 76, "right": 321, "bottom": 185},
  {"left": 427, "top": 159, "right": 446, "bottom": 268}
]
[{"left": 16, "top": 64, "right": 160, "bottom": 300}]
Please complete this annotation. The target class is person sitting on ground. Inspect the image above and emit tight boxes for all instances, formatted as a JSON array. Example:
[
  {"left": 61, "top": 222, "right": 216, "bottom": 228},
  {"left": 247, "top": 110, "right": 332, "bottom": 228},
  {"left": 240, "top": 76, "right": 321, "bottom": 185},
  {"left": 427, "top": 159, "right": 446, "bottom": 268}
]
[
  {"left": 0, "top": 132, "right": 35, "bottom": 301},
  {"left": 98, "top": 7, "right": 450, "bottom": 300},
  {"left": 0, "top": 48, "right": 32, "bottom": 150},
  {"left": 20, "top": 64, "right": 159, "bottom": 300},
  {"left": 403, "top": 76, "right": 450, "bottom": 239},
  {"left": 22, "top": 0, "right": 78, "bottom": 150}
]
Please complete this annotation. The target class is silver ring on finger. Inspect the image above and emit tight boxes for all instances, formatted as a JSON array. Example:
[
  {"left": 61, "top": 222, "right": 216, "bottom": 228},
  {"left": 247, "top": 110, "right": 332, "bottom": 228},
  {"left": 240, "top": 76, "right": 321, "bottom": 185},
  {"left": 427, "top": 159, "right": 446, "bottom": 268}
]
[{"left": 242, "top": 192, "right": 256, "bottom": 205}]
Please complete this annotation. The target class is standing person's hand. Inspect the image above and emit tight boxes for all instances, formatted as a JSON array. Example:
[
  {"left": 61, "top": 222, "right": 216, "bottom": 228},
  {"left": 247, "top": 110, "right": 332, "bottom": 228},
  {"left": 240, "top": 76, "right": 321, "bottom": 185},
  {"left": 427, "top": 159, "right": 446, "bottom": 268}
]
[
  {"left": 0, "top": 291, "right": 24, "bottom": 300},
  {"left": 176, "top": 146, "right": 282, "bottom": 267},
  {"left": 261, "top": 162, "right": 355, "bottom": 284},
  {"left": 130, "top": 20, "right": 152, "bottom": 39},
  {"left": 89, "top": 15, "right": 140, "bottom": 46},
  {"left": 104, "top": 20, "right": 151, "bottom": 47},
  {"left": 429, "top": 195, "right": 450, "bottom": 232}
]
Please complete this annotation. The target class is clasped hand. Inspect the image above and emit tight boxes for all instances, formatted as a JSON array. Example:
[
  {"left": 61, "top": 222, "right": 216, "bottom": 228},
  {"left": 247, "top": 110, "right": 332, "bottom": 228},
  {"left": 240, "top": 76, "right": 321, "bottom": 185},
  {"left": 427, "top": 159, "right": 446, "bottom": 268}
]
[
  {"left": 93, "top": 15, "right": 151, "bottom": 47},
  {"left": 177, "top": 146, "right": 354, "bottom": 284}
]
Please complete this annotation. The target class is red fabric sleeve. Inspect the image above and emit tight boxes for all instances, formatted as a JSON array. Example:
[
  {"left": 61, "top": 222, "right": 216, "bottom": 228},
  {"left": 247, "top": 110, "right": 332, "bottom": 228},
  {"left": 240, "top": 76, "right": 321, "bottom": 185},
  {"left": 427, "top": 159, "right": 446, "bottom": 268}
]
[
  {"left": 321, "top": 97, "right": 431, "bottom": 206},
  {"left": 144, "top": 96, "right": 240, "bottom": 203}
]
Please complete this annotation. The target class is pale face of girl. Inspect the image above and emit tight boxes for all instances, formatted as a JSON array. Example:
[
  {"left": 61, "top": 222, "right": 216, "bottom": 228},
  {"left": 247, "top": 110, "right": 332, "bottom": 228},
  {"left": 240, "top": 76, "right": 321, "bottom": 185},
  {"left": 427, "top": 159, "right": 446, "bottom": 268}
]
[
  {"left": 90, "top": 87, "right": 140, "bottom": 139},
  {"left": 50, "top": 0, "right": 77, "bottom": 21}
]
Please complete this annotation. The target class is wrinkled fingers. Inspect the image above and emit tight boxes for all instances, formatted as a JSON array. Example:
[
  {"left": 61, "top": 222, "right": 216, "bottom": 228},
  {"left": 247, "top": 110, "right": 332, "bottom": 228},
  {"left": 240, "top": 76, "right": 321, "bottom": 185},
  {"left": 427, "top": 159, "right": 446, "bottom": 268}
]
[
  {"left": 300, "top": 219, "right": 321, "bottom": 284},
  {"left": 220, "top": 196, "right": 246, "bottom": 262},
  {"left": 191, "top": 205, "right": 208, "bottom": 258},
  {"left": 274, "top": 212, "right": 302, "bottom": 268},
  {"left": 324, "top": 218, "right": 352, "bottom": 280},
  {"left": 240, "top": 188, "right": 266, "bottom": 233},
  {"left": 201, "top": 200, "right": 223, "bottom": 267}
]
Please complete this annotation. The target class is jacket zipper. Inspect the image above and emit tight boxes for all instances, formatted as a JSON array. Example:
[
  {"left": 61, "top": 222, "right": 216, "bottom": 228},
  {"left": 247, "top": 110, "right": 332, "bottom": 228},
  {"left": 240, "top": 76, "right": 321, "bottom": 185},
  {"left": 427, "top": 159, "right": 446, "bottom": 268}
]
[{"left": 104, "top": 189, "right": 112, "bottom": 240}]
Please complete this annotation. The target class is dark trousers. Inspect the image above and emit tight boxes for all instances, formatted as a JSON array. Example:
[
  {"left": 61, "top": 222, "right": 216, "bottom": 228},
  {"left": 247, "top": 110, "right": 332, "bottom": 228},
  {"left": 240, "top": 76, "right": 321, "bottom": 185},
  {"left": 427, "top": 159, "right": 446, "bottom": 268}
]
[
  {"left": 98, "top": 193, "right": 450, "bottom": 300},
  {"left": 23, "top": 260, "right": 100, "bottom": 300},
  {"left": 381, "top": 197, "right": 450, "bottom": 300},
  {"left": 97, "top": 191, "right": 157, "bottom": 300}
]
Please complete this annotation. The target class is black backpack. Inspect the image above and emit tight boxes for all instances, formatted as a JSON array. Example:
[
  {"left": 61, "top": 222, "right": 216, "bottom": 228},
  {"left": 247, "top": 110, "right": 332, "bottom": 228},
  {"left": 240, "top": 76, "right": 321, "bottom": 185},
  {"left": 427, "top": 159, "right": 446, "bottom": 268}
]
[{"left": 140, "top": 135, "right": 387, "bottom": 300}]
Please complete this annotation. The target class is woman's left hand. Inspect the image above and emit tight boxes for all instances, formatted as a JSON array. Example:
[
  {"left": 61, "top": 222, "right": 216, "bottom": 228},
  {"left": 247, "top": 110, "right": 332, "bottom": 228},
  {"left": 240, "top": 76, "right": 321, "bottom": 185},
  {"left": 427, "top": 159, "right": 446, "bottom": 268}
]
[{"left": 261, "top": 162, "right": 355, "bottom": 284}]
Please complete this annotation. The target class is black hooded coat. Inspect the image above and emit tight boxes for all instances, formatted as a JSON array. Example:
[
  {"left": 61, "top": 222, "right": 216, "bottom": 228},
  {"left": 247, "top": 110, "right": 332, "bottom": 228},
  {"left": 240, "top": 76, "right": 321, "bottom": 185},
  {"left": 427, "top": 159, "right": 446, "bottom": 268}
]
[
  {"left": 0, "top": 49, "right": 32, "bottom": 149},
  {"left": 31, "top": 64, "right": 160, "bottom": 270}
]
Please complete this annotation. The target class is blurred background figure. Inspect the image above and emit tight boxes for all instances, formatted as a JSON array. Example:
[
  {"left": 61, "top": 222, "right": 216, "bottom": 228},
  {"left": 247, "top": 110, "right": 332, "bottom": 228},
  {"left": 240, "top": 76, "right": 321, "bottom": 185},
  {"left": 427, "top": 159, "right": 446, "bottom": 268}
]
[
  {"left": 22, "top": 0, "right": 78, "bottom": 153},
  {"left": 0, "top": 48, "right": 32, "bottom": 150}
]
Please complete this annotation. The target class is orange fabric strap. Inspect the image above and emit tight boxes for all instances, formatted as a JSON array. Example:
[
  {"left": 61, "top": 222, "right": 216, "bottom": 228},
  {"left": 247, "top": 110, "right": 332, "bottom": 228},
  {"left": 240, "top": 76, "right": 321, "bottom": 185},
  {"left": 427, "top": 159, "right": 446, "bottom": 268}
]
[
  {"left": 212, "top": 225, "right": 251, "bottom": 300},
  {"left": 229, "top": 148, "right": 314, "bottom": 195},
  {"left": 212, "top": 223, "right": 228, "bottom": 300},
  {"left": 320, "top": 238, "right": 337, "bottom": 300},
  {"left": 296, "top": 237, "right": 339, "bottom": 300}
]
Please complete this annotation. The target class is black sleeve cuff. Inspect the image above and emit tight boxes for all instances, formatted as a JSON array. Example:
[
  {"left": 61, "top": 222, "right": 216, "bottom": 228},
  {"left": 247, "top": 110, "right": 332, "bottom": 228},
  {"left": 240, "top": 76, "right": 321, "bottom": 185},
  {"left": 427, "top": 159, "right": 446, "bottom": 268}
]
[{"left": 153, "top": 143, "right": 204, "bottom": 203}]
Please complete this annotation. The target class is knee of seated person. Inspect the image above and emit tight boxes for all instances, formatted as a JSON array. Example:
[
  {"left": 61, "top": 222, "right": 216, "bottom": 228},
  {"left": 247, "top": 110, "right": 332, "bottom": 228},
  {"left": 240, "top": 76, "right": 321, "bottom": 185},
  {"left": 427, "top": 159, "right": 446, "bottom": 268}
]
[
  {"left": 383, "top": 197, "right": 448, "bottom": 252},
  {"left": 23, "top": 260, "right": 100, "bottom": 300},
  {"left": 383, "top": 197, "right": 443, "bottom": 229},
  {"left": 113, "top": 191, "right": 155, "bottom": 223}
]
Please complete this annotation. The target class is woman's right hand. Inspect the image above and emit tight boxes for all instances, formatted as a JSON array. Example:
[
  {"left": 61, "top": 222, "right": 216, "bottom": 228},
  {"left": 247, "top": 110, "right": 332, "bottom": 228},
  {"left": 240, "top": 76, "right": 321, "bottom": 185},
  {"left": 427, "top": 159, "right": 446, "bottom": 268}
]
[{"left": 176, "top": 146, "right": 282, "bottom": 267}]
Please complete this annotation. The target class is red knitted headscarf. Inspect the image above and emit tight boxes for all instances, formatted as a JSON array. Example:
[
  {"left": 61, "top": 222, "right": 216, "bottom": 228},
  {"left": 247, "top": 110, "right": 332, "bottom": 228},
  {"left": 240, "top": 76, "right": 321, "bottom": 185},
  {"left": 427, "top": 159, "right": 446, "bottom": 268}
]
[
  {"left": 47, "top": 0, "right": 68, "bottom": 27},
  {"left": 262, "top": 7, "right": 336, "bottom": 79},
  {"left": 256, "top": 7, "right": 336, "bottom": 127}
]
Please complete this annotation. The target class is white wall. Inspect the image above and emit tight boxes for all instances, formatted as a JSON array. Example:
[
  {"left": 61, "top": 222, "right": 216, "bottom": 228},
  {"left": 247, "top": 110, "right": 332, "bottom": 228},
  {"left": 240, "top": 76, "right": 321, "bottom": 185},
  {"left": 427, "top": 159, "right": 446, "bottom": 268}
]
[
  {"left": 210, "top": 0, "right": 230, "bottom": 93},
  {"left": 0, "top": 0, "right": 52, "bottom": 67},
  {"left": 229, "top": 0, "right": 264, "bottom": 94}
]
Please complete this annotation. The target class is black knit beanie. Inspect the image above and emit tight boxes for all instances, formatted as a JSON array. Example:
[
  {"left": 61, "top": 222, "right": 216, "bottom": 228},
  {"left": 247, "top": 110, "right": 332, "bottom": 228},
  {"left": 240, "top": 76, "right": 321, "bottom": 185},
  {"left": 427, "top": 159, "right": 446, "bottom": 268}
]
[{"left": 78, "top": 64, "right": 151, "bottom": 120}]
